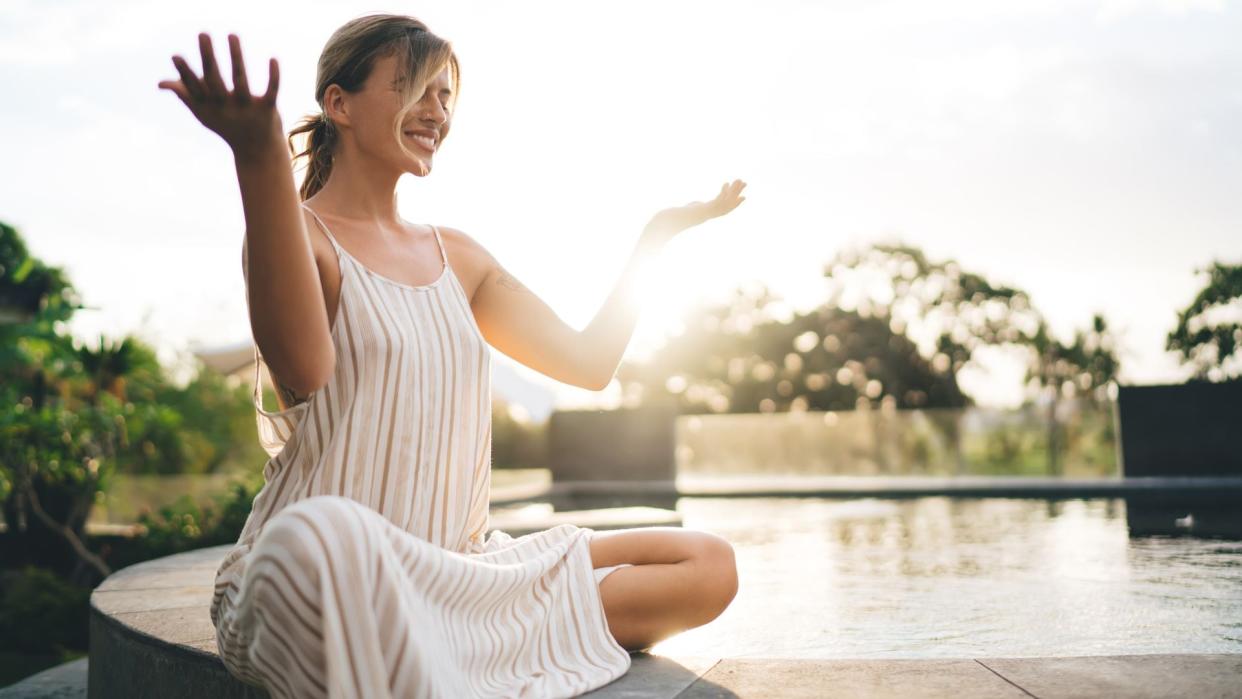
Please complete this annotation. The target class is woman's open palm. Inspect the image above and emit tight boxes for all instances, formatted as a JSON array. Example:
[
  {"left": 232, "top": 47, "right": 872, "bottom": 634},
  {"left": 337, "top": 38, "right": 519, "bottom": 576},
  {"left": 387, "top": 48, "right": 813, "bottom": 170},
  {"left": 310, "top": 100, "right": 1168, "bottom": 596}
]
[
  {"left": 645, "top": 179, "right": 747, "bottom": 244},
  {"left": 158, "top": 33, "right": 282, "bottom": 154}
]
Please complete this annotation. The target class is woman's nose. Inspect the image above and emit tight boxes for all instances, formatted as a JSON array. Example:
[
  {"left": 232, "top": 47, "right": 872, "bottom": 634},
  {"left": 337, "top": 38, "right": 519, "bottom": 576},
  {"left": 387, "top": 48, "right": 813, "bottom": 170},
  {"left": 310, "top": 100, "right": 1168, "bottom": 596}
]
[{"left": 425, "top": 98, "right": 448, "bottom": 123}]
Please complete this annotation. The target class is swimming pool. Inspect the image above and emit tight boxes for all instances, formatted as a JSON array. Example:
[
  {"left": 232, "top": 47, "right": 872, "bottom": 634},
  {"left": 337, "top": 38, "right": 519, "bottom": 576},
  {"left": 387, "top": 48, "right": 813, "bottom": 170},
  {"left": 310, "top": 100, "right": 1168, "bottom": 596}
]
[{"left": 508, "top": 496, "right": 1242, "bottom": 659}]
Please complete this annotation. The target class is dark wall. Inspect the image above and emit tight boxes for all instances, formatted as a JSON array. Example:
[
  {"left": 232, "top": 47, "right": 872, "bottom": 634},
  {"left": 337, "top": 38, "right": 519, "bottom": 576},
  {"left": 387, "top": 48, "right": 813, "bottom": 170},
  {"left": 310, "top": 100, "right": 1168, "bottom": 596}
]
[
  {"left": 1116, "top": 380, "right": 1242, "bottom": 477},
  {"left": 547, "top": 403, "right": 678, "bottom": 482}
]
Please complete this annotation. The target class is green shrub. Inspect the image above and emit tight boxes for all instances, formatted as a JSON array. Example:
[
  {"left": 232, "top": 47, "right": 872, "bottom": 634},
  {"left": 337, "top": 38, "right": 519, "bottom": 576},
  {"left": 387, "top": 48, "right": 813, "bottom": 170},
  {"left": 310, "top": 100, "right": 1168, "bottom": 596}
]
[
  {"left": 129, "top": 477, "right": 261, "bottom": 561},
  {"left": 0, "top": 566, "right": 90, "bottom": 654}
]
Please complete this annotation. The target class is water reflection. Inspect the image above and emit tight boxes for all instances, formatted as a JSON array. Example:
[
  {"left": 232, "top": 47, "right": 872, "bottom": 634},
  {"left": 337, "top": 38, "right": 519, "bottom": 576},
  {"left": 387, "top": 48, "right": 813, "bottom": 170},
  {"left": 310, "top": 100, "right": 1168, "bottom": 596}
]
[
  {"left": 629, "top": 496, "right": 1242, "bottom": 659},
  {"left": 1126, "top": 501, "right": 1242, "bottom": 538}
]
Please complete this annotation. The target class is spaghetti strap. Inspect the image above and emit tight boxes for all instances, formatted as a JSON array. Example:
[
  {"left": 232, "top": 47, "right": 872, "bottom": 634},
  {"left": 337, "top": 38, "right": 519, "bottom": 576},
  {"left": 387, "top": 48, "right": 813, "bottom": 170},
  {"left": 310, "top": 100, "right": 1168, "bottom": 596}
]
[
  {"left": 303, "top": 203, "right": 445, "bottom": 272},
  {"left": 250, "top": 344, "right": 263, "bottom": 408},
  {"left": 300, "top": 203, "right": 344, "bottom": 255},
  {"left": 429, "top": 224, "right": 448, "bottom": 268}
]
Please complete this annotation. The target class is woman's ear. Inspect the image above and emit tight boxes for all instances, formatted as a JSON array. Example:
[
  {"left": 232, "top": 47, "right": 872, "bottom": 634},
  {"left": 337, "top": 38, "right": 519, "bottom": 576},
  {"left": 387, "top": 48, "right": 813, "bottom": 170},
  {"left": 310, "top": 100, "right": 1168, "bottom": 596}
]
[{"left": 324, "top": 84, "right": 351, "bottom": 129}]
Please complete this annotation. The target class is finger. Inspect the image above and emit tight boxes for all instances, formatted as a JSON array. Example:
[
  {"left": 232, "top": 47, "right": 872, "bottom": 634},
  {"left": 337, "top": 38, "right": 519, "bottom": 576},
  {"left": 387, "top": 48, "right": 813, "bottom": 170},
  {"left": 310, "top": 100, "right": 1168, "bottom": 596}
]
[
  {"left": 199, "top": 32, "right": 229, "bottom": 97},
  {"left": 228, "top": 34, "right": 251, "bottom": 101},
  {"left": 262, "top": 57, "right": 280, "bottom": 104},
  {"left": 157, "top": 81, "right": 193, "bottom": 109},
  {"left": 171, "top": 55, "right": 205, "bottom": 101}
]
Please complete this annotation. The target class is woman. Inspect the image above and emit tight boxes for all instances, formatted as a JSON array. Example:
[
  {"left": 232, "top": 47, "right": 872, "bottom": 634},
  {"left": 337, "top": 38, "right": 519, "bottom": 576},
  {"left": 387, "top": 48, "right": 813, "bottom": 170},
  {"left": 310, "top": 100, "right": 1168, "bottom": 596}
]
[{"left": 159, "top": 13, "right": 745, "bottom": 698}]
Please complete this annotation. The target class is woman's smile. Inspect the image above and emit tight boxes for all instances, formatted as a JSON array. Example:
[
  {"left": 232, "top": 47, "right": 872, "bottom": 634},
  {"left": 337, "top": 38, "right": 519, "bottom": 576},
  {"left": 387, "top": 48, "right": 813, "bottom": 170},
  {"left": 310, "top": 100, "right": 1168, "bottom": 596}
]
[{"left": 404, "top": 130, "right": 437, "bottom": 152}]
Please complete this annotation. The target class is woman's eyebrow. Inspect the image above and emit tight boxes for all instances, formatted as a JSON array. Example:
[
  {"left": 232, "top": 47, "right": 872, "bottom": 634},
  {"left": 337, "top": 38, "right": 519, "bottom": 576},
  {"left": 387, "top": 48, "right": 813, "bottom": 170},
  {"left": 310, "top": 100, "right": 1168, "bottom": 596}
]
[{"left": 388, "top": 78, "right": 453, "bottom": 98}]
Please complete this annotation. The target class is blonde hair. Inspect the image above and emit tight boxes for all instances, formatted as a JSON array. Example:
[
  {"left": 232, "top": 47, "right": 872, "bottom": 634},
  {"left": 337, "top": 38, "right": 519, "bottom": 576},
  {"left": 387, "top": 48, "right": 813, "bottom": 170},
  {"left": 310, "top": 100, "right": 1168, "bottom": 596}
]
[{"left": 288, "top": 14, "right": 461, "bottom": 200}]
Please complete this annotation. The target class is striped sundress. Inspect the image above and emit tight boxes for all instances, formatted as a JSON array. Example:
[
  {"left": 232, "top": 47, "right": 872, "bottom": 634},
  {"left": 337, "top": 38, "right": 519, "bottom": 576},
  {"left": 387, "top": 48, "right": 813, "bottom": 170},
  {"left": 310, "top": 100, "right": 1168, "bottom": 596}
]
[{"left": 209, "top": 203, "right": 634, "bottom": 698}]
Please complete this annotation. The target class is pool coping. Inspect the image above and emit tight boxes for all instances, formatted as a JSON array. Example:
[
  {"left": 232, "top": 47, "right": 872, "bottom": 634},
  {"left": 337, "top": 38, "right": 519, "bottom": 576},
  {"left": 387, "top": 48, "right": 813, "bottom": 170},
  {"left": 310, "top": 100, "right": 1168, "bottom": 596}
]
[
  {"left": 9, "top": 650, "right": 1241, "bottom": 698},
  {"left": 491, "top": 475, "right": 1242, "bottom": 505}
]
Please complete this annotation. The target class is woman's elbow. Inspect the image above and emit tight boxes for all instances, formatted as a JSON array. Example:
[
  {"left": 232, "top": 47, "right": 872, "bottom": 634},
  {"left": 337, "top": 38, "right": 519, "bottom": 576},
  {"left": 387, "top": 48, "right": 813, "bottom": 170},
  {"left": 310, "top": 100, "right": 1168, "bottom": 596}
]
[
  {"left": 300, "top": 349, "right": 337, "bottom": 394},
  {"left": 588, "top": 372, "right": 614, "bottom": 392}
]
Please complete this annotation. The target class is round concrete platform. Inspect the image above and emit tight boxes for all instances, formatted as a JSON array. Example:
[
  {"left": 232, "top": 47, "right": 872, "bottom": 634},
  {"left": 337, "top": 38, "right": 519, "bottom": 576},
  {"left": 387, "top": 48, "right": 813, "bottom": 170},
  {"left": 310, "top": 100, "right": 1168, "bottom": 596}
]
[
  {"left": 88, "top": 544, "right": 269, "bottom": 698},
  {"left": 87, "top": 507, "right": 684, "bottom": 697}
]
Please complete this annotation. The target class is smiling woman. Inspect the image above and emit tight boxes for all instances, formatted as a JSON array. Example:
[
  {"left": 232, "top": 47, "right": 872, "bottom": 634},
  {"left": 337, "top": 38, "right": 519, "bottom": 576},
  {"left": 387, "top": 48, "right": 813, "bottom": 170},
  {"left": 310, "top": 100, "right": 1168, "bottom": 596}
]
[
  {"left": 286, "top": 18, "right": 459, "bottom": 200},
  {"left": 157, "top": 11, "right": 743, "bottom": 699}
]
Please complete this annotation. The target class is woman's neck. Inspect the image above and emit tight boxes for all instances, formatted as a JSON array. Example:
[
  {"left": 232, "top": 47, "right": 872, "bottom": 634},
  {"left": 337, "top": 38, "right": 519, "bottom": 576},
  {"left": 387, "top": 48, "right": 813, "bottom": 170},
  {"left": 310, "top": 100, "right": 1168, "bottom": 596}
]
[{"left": 308, "top": 149, "right": 404, "bottom": 226}]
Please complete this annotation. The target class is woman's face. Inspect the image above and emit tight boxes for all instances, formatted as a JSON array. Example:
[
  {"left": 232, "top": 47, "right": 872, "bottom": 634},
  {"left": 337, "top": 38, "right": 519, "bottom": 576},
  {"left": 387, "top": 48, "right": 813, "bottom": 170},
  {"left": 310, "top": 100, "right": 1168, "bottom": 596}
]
[{"left": 329, "top": 52, "right": 454, "bottom": 177}]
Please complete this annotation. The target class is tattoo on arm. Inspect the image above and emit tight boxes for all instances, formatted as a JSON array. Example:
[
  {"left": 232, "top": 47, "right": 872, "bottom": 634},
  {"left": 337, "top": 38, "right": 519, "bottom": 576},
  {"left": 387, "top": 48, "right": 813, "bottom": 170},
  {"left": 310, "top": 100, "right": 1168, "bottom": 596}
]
[
  {"left": 497, "top": 268, "right": 532, "bottom": 294},
  {"left": 275, "top": 376, "right": 307, "bottom": 409}
]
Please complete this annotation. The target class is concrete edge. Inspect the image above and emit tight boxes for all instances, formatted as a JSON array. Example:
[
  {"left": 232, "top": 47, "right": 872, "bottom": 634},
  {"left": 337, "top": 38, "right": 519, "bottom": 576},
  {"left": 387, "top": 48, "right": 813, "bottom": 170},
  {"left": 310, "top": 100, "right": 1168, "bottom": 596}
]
[
  {"left": 528, "top": 477, "right": 1242, "bottom": 501},
  {"left": 86, "top": 593, "right": 266, "bottom": 698},
  {"left": 0, "top": 656, "right": 88, "bottom": 699}
]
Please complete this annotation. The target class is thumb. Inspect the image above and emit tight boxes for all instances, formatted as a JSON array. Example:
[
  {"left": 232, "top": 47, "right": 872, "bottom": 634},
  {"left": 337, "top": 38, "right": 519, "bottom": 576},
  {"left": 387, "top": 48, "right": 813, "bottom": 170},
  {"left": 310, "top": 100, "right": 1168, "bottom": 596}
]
[{"left": 158, "top": 81, "right": 192, "bottom": 109}]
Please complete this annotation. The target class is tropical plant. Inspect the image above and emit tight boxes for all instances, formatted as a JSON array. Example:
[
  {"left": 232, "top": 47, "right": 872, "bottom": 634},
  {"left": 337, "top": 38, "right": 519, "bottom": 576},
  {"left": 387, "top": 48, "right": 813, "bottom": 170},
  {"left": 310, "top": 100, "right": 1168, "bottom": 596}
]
[{"left": 1167, "top": 260, "right": 1242, "bottom": 381}]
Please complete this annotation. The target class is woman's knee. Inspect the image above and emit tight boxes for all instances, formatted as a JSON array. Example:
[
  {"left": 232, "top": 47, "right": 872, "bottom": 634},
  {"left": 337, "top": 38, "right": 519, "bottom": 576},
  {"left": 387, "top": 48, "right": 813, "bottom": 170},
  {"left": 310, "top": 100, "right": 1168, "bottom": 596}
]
[
  {"left": 691, "top": 533, "right": 738, "bottom": 620},
  {"left": 251, "top": 496, "right": 365, "bottom": 578}
]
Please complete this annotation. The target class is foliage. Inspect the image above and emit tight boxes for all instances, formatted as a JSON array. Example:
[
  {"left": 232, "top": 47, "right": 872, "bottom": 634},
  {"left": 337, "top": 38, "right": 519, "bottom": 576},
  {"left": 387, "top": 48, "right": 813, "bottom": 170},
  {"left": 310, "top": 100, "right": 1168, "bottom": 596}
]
[
  {"left": 491, "top": 397, "right": 547, "bottom": 470},
  {"left": 128, "top": 477, "right": 261, "bottom": 563},
  {"left": 1167, "top": 260, "right": 1242, "bottom": 381},
  {"left": 618, "top": 285, "right": 966, "bottom": 414},
  {"left": 617, "top": 242, "right": 1119, "bottom": 415},
  {"left": 0, "top": 219, "right": 266, "bottom": 592},
  {"left": 155, "top": 368, "right": 269, "bottom": 475},
  {"left": 0, "top": 395, "right": 123, "bottom": 519},
  {"left": 0, "top": 566, "right": 91, "bottom": 654},
  {"left": 0, "top": 221, "right": 83, "bottom": 332},
  {"left": 1028, "top": 313, "right": 1119, "bottom": 403}
]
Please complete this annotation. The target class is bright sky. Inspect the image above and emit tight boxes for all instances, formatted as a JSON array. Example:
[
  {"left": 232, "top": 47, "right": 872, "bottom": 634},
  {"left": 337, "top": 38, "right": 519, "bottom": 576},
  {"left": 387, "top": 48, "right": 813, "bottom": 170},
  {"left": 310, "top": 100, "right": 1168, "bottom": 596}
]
[{"left": 2, "top": 0, "right": 1239, "bottom": 410}]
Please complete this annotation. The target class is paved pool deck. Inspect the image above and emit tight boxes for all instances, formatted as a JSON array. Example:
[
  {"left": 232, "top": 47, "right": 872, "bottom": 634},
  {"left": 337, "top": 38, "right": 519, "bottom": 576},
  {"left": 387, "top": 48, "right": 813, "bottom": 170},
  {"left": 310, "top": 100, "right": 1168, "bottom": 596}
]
[{"left": 5, "top": 649, "right": 1240, "bottom": 697}]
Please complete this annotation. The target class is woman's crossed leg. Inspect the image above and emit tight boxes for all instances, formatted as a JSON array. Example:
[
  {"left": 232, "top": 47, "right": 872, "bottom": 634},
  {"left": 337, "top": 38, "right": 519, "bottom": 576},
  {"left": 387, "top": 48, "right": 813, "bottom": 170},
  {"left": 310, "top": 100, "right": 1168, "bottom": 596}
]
[{"left": 589, "top": 527, "right": 738, "bottom": 652}]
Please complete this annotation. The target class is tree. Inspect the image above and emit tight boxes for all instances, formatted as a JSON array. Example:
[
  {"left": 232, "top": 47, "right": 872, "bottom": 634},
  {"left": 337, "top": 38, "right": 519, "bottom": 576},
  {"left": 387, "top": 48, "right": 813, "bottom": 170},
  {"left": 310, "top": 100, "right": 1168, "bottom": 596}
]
[
  {"left": 615, "top": 281, "right": 967, "bottom": 415},
  {"left": 613, "top": 241, "right": 1121, "bottom": 475},
  {"left": 1028, "top": 313, "right": 1120, "bottom": 474},
  {"left": 617, "top": 242, "right": 1118, "bottom": 415},
  {"left": 1, "top": 220, "right": 120, "bottom": 583},
  {"left": 1167, "top": 261, "right": 1242, "bottom": 381}
]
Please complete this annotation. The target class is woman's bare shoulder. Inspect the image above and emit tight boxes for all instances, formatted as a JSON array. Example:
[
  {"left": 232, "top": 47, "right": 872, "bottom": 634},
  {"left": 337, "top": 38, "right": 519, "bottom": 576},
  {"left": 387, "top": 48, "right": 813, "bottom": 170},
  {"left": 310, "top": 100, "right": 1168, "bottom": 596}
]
[{"left": 434, "top": 225, "right": 496, "bottom": 303}]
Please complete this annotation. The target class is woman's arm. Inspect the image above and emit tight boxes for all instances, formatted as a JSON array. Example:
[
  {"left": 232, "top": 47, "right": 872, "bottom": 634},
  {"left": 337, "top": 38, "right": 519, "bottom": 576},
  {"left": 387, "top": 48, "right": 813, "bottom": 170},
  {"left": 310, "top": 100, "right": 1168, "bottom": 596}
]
[
  {"left": 160, "top": 33, "right": 334, "bottom": 395},
  {"left": 579, "top": 180, "right": 747, "bottom": 387},
  {"left": 236, "top": 142, "right": 334, "bottom": 396},
  {"left": 576, "top": 231, "right": 667, "bottom": 389},
  {"left": 467, "top": 180, "right": 746, "bottom": 390},
  {"left": 465, "top": 229, "right": 664, "bottom": 391}
]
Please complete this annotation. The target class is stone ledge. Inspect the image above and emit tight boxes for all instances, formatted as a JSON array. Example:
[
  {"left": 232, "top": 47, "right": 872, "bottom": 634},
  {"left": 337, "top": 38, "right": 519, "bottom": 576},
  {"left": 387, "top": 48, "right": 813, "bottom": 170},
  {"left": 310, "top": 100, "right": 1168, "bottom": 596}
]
[
  {"left": 16, "top": 648, "right": 1242, "bottom": 698},
  {"left": 86, "top": 507, "right": 682, "bottom": 698},
  {"left": 0, "top": 656, "right": 87, "bottom": 699},
  {"left": 491, "top": 506, "right": 682, "bottom": 536}
]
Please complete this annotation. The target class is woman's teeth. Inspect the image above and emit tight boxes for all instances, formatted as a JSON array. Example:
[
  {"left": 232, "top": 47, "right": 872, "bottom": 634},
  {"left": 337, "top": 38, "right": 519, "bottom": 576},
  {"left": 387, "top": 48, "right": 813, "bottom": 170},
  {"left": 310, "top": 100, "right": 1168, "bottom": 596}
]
[{"left": 405, "top": 133, "right": 436, "bottom": 151}]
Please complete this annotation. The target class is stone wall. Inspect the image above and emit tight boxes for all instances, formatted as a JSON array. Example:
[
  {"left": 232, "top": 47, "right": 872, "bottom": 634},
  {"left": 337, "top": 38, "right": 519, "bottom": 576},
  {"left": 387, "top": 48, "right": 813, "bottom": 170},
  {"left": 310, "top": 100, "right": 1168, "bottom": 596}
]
[
  {"left": 547, "top": 403, "right": 678, "bottom": 482},
  {"left": 1116, "top": 380, "right": 1242, "bottom": 477}
]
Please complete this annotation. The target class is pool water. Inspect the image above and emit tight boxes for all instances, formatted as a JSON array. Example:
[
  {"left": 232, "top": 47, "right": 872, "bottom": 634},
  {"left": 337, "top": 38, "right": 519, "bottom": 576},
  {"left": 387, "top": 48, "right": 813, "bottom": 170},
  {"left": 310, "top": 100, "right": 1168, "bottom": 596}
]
[{"left": 594, "top": 496, "right": 1242, "bottom": 659}]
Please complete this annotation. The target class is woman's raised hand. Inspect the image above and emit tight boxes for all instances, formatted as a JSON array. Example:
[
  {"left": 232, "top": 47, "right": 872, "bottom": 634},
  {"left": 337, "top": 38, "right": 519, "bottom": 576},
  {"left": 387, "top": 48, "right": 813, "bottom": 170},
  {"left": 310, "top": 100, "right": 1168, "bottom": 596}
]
[
  {"left": 158, "top": 33, "right": 282, "bottom": 157},
  {"left": 643, "top": 179, "right": 748, "bottom": 245}
]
